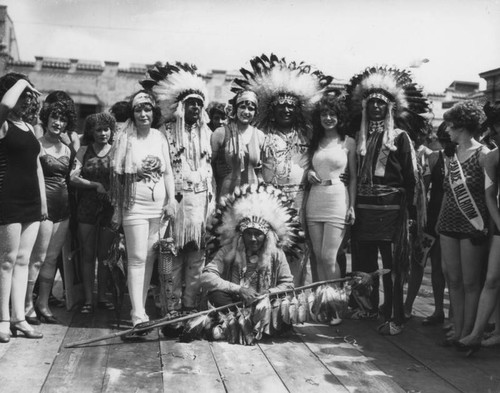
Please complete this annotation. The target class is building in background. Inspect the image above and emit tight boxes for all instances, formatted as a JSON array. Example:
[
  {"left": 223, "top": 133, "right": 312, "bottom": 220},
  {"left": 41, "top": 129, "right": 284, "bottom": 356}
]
[
  {"left": 428, "top": 81, "right": 485, "bottom": 128},
  {"left": 480, "top": 67, "right": 500, "bottom": 104},
  {"left": 2, "top": 55, "right": 241, "bottom": 132}
]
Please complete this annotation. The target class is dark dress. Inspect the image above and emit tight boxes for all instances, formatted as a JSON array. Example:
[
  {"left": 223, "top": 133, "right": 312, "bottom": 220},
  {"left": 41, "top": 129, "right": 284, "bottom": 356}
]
[
  {"left": 425, "top": 151, "right": 445, "bottom": 237},
  {"left": 40, "top": 151, "right": 70, "bottom": 223},
  {"left": 76, "top": 145, "right": 114, "bottom": 227},
  {"left": 0, "top": 121, "right": 41, "bottom": 224},
  {"left": 437, "top": 147, "right": 488, "bottom": 237}
]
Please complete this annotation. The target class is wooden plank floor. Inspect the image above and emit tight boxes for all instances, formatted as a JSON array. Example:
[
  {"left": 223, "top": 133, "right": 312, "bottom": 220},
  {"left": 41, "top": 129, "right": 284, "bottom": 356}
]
[{"left": 1, "top": 264, "right": 499, "bottom": 393}]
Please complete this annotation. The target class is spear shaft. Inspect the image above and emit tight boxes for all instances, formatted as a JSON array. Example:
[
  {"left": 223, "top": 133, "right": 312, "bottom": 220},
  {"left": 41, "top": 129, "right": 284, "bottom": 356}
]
[{"left": 65, "top": 277, "right": 351, "bottom": 348}]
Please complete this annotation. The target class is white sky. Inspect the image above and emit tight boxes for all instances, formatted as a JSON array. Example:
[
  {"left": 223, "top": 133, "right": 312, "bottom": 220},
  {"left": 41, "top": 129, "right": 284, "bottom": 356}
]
[{"left": 2, "top": 0, "right": 500, "bottom": 93}]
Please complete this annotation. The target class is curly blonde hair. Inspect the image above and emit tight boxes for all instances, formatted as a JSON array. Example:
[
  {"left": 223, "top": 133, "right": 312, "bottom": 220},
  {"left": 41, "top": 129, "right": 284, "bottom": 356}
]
[{"left": 443, "top": 100, "right": 485, "bottom": 135}]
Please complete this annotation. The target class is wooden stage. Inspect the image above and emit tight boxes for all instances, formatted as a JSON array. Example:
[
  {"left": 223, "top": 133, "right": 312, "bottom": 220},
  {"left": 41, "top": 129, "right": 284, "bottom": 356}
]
[{"left": 1, "top": 266, "right": 499, "bottom": 393}]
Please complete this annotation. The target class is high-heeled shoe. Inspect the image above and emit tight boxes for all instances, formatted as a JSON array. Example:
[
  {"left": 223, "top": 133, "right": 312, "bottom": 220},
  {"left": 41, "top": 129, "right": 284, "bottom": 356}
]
[
  {"left": 10, "top": 320, "right": 43, "bottom": 339},
  {"left": 0, "top": 320, "right": 11, "bottom": 343},
  {"left": 35, "top": 305, "right": 59, "bottom": 324},
  {"left": 25, "top": 314, "right": 41, "bottom": 325}
]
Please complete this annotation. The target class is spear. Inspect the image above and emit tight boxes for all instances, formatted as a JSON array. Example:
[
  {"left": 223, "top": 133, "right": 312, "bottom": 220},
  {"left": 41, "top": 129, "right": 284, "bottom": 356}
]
[{"left": 65, "top": 277, "right": 353, "bottom": 348}]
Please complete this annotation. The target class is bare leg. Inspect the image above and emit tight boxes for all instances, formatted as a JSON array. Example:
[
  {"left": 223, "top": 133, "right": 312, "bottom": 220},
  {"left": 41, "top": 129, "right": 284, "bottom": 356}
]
[
  {"left": 0, "top": 224, "right": 22, "bottom": 335},
  {"left": 307, "top": 222, "right": 327, "bottom": 281},
  {"left": 25, "top": 220, "right": 51, "bottom": 317},
  {"left": 11, "top": 222, "right": 40, "bottom": 333},
  {"left": 459, "top": 238, "right": 487, "bottom": 338},
  {"left": 36, "top": 219, "right": 70, "bottom": 316},
  {"left": 460, "top": 236, "right": 499, "bottom": 345},
  {"left": 319, "top": 222, "right": 344, "bottom": 281},
  {"left": 440, "top": 235, "right": 463, "bottom": 341}
]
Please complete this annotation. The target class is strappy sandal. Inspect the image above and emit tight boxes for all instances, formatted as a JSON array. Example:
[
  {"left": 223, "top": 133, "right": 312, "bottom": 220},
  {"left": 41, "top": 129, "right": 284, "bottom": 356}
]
[{"left": 80, "top": 304, "right": 94, "bottom": 314}]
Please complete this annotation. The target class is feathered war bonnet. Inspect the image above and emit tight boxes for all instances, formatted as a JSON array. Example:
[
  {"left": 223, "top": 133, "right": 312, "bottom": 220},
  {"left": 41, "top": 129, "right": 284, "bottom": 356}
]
[
  {"left": 346, "top": 66, "right": 430, "bottom": 155},
  {"left": 232, "top": 54, "right": 332, "bottom": 136},
  {"left": 205, "top": 183, "right": 304, "bottom": 265},
  {"left": 140, "top": 62, "right": 211, "bottom": 159}
]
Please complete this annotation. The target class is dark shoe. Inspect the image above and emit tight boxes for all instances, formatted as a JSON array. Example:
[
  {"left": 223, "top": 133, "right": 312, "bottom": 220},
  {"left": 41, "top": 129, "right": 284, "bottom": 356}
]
[
  {"left": 80, "top": 304, "right": 94, "bottom": 314},
  {"left": 456, "top": 341, "right": 481, "bottom": 356},
  {"left": 97, "top": 301, "right": 115, "bottom": 311},
  {"left": 35, "top": 305, "right": 60, "bottom": 324},
  {"left": 10, "top": 321, "right": 43, "bottom": 339},
  {"left": 48, "top": 294, "right": 65, "bottom": 308},
  {"left": 439, "top": 338, "right": 458, "bottom": 348},
  {"left": 0, "top": 320, "right": 10, "bottom": 343},
  {"left": 422, "top": 314, "right": 444, "bottom": 326},
  {"left": 378, "top": 321, "right": 403, "bottom": 336},
  {"left": 25, "top": 315, "right": 41, "bottom": 325}
]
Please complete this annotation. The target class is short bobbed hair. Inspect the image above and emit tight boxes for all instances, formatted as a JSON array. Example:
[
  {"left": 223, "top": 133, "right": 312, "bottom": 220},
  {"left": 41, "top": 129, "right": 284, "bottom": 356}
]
[
  {"left": 309, "top": 94, "right": 349, "bottom": 153},
  {"left": 443, "top": 100, "right": 484, "bottom": 136},
  {"left": 82, "top": 112, "right": 116, "bottom": 145},
  {"left": 39, "top": 91, "right": 77, "bottom": 133}
]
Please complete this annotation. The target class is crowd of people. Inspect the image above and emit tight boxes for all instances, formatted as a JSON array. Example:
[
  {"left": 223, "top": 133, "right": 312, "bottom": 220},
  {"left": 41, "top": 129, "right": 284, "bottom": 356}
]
[{"left": 0, "top": 55, "right": 499, "bottom": 356}]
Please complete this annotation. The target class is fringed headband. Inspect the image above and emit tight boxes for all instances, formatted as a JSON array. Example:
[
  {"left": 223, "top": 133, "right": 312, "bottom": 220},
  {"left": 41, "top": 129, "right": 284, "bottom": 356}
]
[
  {"left": 132, "top": 92, "right": 155, "bottom": 109},
  {"left": 236, "top": 90, "right": 258, "bottom": 107}
]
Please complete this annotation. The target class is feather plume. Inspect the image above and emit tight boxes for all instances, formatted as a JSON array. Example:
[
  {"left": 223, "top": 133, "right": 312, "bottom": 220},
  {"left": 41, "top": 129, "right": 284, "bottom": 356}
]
[
  {"left": 232, "top": 53, "right": 332, "bottom": 130},
  {"left": 140, "top": 61, "right": 208, "bottom": 121}
]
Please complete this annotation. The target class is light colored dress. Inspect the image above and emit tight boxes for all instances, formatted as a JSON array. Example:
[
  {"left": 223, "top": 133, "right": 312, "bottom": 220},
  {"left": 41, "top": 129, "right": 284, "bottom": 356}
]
[
  {"left": 122, "top": 128, "right": 168, "bottom": 223},
  {"left": 306, "top": 137, "right": 352, "bottom": 228}
]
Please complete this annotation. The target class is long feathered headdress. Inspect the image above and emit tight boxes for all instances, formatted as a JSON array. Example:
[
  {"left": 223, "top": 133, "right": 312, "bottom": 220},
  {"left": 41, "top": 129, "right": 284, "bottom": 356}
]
[
  {"left": 232, "top": 54, "right": 332, "bottom": 131},
  {"left": 206, "top": 183, "right": 304, "bottom": 261},
  {"left": 140, "top": 62, "right": 209, "bottom": 122},
  {"left": 346, "top": 66, "right": 430, "bottom": 155}
]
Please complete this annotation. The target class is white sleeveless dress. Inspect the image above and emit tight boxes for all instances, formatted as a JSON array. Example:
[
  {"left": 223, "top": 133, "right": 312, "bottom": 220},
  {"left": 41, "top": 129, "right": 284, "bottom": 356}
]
[{"left": 305, "top": 138, "right": 350, "bottom": 228}]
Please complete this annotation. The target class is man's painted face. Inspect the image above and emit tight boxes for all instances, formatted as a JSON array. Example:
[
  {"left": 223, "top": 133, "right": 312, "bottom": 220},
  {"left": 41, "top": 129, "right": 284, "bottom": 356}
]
[
  {"left": 242, "top": 228, "right": 266, "bottom": 254},
  {"left": 367, "top": 98, "right": 388, "bottom": 121},
  {"left": 273, "top": 102, "right": 296, "bottom": 128},
  {"left": 184, "top": 97, "right": 203, "bottom": 125}
]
